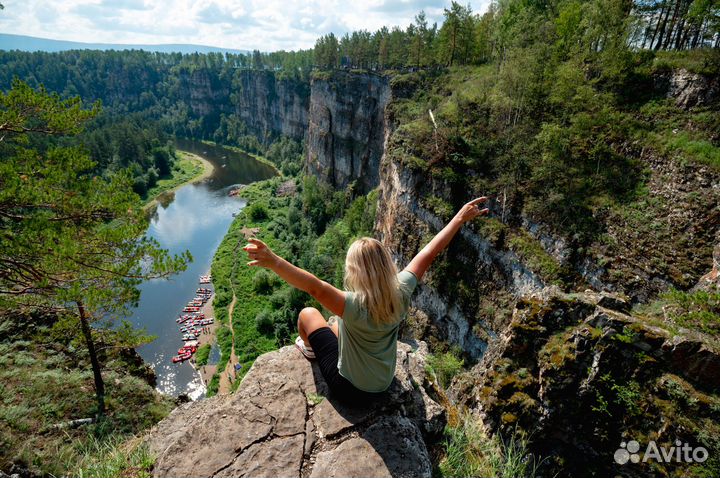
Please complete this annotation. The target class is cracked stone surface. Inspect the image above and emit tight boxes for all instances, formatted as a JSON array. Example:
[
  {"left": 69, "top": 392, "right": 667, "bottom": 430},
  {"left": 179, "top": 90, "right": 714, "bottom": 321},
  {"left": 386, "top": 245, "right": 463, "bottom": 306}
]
[
  {"left": 310, "top": 416, "right": 432, "bottom": 478},
  {"left": 147, "top": 340, "right": 444, "bottom": 478}
]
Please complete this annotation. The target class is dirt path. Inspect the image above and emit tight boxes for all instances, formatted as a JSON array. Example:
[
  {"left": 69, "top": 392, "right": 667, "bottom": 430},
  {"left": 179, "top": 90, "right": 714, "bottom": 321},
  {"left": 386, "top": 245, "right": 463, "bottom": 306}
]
[
  {"left": 218, "top": 294, "right": 239, "bottom": 394},
  {"left": 217, "top": 230, "right": 248, "bottom": 395}
]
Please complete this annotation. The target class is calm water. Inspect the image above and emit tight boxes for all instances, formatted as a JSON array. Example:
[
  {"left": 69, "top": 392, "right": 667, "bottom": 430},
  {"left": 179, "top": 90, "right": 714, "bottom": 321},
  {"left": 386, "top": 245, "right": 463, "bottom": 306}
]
[{"left": 129, "top": 139, "right": 276, "bottom": 399}]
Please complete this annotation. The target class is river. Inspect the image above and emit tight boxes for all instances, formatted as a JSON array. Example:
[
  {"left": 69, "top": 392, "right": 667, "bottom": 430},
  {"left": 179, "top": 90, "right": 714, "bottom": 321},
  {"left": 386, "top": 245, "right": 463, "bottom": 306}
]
[{"left": 129, "top": 139, "right": 276, "bottom": 399}]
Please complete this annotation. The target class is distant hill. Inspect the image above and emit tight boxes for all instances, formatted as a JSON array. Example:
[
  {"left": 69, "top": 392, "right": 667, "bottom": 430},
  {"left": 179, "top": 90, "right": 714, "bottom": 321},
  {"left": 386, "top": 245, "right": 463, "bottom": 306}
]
[{"left": 0, "top": 33, "right": 249, "bottom": 55}]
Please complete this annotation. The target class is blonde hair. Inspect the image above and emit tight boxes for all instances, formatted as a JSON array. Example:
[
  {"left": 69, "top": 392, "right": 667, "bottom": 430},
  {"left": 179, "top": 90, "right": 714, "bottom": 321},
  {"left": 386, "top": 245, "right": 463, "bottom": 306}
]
[{"left": 344, "top": 237, "right": 402, "bottom": 324}]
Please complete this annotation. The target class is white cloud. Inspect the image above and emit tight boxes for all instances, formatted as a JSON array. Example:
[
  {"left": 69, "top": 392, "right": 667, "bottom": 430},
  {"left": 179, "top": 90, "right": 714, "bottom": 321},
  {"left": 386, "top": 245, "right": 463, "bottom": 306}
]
[{"left": 1, "top": 0, "right": 492, "bottom": 51}]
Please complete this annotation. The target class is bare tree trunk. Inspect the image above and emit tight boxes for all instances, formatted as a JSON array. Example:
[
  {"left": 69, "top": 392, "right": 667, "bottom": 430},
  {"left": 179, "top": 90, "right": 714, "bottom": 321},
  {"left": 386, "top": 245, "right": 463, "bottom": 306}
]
[
  {"left": 672, "top": 0, "right": 691, "bottom": 50},
  {"left": 654, "top": 1, "right": 673, "bottom": 49},
  {"left": 77, "top": 300, "right": 105, "bottom": 417},
  {"left": 662, "top": 0, "right": 682, "bottom": 49},
  {"left": 674, "top": 17, "right": 686, "bottom": 49}
]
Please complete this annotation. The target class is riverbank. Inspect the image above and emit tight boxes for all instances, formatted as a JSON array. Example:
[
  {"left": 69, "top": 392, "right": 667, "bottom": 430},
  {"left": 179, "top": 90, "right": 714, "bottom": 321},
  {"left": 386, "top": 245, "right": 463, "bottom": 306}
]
[
  {"left": 191, "top": 292, "right": 218, "bottom": 388},
  {"left": 143, "top": 151, "right": 215, "bottom": 211}
]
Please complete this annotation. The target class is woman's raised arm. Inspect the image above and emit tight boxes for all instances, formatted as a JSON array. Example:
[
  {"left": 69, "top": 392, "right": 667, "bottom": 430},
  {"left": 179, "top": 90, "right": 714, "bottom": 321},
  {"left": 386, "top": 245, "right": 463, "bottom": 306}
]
[
  {"left": 243, "top": 238, "right": 345, "bottom": 316},
  {"left": 404, "top": 197, "right": 488, "bottom": 281}
]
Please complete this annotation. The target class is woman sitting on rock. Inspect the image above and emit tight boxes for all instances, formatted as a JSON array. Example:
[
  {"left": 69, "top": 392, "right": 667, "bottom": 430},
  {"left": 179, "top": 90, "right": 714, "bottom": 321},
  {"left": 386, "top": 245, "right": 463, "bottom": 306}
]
[{"left": 243, "top": 197, "right": 488, "bottom": 403}]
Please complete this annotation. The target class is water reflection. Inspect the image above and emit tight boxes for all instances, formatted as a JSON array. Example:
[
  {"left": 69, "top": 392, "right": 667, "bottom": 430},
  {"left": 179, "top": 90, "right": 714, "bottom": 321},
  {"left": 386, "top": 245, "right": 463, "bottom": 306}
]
[{"left": 129, "top": 139, "right": 276, "bottom": 398}]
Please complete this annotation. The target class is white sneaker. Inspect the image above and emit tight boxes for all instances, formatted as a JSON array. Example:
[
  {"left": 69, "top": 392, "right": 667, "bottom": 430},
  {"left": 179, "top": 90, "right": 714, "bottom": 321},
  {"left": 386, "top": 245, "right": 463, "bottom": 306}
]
[{"left": 295, "top": 335, "right": 315, "bottom": 359}]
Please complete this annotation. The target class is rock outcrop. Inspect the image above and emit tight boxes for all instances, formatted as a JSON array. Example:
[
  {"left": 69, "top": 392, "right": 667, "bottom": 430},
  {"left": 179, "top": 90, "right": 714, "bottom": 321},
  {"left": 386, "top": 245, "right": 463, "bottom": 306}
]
[
  {"left": 654, "top": 68, "right": 720, "bottom": 109},
  {"left": 177, "top": 68, "right": 232, "bottom": 119},
  {"left": 306, "top": 72, "right": 392, "bottom": 194},
  {"left": 147, "top": 341, "right": 445, "bottom": 478},
  {"left": 694, "top": 244, "right": 720, "bottom": 292},
  {"left": 233, "top": 70, "right": 310, "bottom": 142},
  {"left": 451, "top": 291, "right": 720, "bottom": 477},
  {"left": 377, "top": 146, "right": 549, "bottom": 360}
]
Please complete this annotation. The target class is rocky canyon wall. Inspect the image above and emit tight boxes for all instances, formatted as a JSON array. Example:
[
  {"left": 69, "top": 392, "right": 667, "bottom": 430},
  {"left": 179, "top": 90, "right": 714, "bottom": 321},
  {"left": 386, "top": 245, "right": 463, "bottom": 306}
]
[
  {"left": 232, "top": 70, "right": 310, "bottom": 142},
  {"left": 305, "top": 72, "right": 391, "bottom": 194}
]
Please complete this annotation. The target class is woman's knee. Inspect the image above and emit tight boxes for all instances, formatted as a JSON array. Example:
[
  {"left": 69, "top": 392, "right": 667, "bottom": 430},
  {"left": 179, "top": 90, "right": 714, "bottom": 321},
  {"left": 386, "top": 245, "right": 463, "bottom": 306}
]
[
  {"left": 298, "top": 307, "right": 327, "bottom": 333},
  {"left": 299, "top": 307, "right": 320, "bottom": 321}
]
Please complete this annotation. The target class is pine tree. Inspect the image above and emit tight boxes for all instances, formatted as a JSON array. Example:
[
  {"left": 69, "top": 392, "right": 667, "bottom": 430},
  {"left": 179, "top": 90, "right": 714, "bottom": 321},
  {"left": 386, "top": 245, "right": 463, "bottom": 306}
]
[{"left": 0, "top": 80, "right": 190, "bottom": 417}]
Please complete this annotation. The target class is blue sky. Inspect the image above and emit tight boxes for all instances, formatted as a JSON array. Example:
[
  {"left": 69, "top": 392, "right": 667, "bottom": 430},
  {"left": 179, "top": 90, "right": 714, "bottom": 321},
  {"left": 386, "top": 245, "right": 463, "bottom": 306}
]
[{"left": 0, "top": 0, "right": 492, "bottom": 51}]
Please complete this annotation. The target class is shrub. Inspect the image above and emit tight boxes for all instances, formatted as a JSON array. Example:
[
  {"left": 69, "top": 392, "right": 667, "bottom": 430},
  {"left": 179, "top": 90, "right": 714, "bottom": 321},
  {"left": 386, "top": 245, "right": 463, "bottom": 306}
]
[
  {"left": 252, "top": 270, "right": 276, "bottom": 294},
  {"left": 427, "top": 350, "right": 464, "bottom": 389},
  {"left": 195, "top": 344, "right": 211, "bottom": 367},
  {"left": 246, "top": 202, "right": 269, "bottom": 222},
  {"left": 255, "top": 310, "right": 274, "bottom": 335}
]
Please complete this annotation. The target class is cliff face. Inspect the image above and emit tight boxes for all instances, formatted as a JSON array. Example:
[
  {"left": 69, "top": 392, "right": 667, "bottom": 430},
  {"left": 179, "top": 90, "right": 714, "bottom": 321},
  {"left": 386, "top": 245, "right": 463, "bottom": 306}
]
[
  {"left": 378, "top": 155, "right": 547, "bottom": 360},
  {"left": 654, "top": 68, "right": 720, "bottom": 109},
  {"left": 306, "top": 72, "right": 392, "bottom": 194},
  {"left": 372, "top": 69, "right": 720, "bottom": 360},
  {"left": 148, "top": 341, "right": 444, "bottom": 478},
  {"left": 177, "top": 68, "right": 232, "bottom": 118},
  {"left": 232, "top": 70, "right": 310, "bottom": 142},
  {"left": 449, "top": 291, "right": 720, "bottom": 477}
]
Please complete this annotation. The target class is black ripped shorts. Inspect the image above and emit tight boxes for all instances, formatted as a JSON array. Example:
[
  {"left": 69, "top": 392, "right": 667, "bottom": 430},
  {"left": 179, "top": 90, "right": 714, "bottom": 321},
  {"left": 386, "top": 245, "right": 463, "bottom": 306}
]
[{"left": 307, "top": 327, "right": 382, "bottom": 406}]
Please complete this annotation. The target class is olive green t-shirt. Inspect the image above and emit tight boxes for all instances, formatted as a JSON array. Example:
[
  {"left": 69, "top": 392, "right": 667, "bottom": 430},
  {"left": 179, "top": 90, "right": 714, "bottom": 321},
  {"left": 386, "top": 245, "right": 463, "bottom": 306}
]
[{"left": 338, "top": 270, "right": 418, "bottom": 392}]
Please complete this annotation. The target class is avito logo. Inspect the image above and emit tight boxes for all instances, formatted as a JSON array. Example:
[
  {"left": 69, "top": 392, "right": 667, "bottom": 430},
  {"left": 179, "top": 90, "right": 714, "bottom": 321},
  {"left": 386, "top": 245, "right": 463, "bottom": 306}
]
[{"left": 614, "top": 439, "right": 708, "bottom": 465}]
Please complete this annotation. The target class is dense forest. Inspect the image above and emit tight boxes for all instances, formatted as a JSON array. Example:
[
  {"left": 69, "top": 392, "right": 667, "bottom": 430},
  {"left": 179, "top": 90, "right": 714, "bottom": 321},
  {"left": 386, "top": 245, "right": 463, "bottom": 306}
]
[{"left": 1, "top": 0, "right": 719, "bottom": 476}]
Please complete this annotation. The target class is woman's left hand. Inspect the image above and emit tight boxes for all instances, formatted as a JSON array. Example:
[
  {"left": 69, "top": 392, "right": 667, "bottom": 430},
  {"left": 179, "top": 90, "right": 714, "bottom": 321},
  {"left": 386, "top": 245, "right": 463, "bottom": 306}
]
[{"left": 243, "top": 238, "right": 278, "bottom": 269}]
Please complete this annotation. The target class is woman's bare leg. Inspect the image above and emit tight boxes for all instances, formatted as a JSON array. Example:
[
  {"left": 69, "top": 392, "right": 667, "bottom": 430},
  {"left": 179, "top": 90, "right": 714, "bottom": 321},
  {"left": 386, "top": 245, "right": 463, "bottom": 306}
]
[
  {"left": 297, "top": 307, "right": 328, "bottom": 347},
  {"left": 328, "top": 317, "right": 339, "bottom": 337}
]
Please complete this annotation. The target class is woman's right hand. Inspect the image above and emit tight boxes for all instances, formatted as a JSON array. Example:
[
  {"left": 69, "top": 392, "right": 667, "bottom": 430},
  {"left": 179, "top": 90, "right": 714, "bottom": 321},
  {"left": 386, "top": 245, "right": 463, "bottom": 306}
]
[
  {"left": 453, "top": 197, "right": 489, "bottom": 224},
  {"left": 243, "top": 238, "right": 278, "bottom": 269}
]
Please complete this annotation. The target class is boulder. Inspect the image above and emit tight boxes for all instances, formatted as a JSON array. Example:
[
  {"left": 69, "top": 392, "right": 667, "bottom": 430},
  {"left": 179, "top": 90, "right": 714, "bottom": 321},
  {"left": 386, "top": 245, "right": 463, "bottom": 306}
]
[{"left": 147, "top": 340, "right": 445, "bottom": 478}]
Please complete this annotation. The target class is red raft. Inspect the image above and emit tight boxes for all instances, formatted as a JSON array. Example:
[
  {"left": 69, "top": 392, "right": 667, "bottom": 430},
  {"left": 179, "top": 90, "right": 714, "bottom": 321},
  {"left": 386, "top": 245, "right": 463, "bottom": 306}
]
[{"left": 172, "top": 351, "right": 192, "bottom": 363}]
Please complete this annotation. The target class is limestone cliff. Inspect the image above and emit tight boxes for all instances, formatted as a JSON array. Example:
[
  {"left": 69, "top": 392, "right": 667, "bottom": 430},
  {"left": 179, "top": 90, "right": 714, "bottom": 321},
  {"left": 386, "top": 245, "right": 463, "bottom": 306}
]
[
  {"left": 147, "top": 341, "right": 444, "bottom": 478},
  {"left": 654, "top": 68, "right": 720, "bottom": 109},
  {"left": 370, "top": 70, "right": 720, "bottom": 362},
  {"left": 176, "top": 68, "right": 232, "bottom": 119},
  {"left": 306, "top": 72, "right": 392, "bottom": 194},
  {"left": 232, "top": 70, "right": 309, "bottom": 142}
]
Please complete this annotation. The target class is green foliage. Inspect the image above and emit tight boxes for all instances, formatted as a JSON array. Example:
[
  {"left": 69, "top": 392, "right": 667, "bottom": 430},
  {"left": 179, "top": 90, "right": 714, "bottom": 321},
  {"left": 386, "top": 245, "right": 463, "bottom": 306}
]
[
  {"left": 424, "top": 196, "right": 455, "bottom": 221},
  {"left": 195, "top": 344, "right": 211, "bottom": 367},
  {"left": 0, "top": 80, "right": 190, "bottom": 313},
  {"left": 652, "top": 129, "right": 720, "bottom": 169},
  {"left": 144, "top": 152, "right": 205, "bottom": 204},
  {"left": 439, "top": 413, "right": 542, "bottom": 478},
  {"left": 255, "top": 309, "right": 274, "bottom": 335},
  {"left": 507, "top": 232, "right": 563, "bottom": 284},
  {"left": 636, "top": 290, "right": 720, "bottom": 337},
  {"left": 306, "top": 392, "right": 325, "bottom": 405},
  {"left": 427, "top": 350, "right": 464, "bottom": 389},
  {"left": 252, "top": 270, "right": 277, "bottom": 294},
  {"left": 70, "top": 436, "right": 154, "bottom": 478},
  {"left": 265, "top": 136, "right": 303, "bottom": 176},
  {"left": 594, "top": 373, "right": 643, "bottom": 418},
  {"left": 246, "top": 202, "right": 269, "bottom": 221},
  {"left": 0, "top": 314, "right": 173, "bottom": 476},
  {"left": 652, "top": 49, "right": 720, "bottom": 76}
]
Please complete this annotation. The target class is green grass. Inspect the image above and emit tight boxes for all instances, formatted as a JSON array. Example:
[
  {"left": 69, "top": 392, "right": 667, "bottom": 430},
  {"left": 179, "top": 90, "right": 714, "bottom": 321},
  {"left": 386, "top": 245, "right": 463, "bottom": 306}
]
[
  {"left": 70, "top": 436, "right": 154, "bottom": 478},
  {"left": 0, "top": 315, "right": 174, "bottom": 476},
  {"left": 143, "top": 151, "right": 206, "bottom": 204},
  {"left": 507, "top": 231, "right": 563, "bottom": 284},
  {"left": 651, "top": 130, "right": 720, "bottom": 170},
  {"left": 439, "top": 413, "right": 543, "bottom": 478},
  {"left": 652, "top": 49, "right": 720, "bottom": 76},
  {"left": 635, "top": 289, "right": 720, "bottom": 339},
  {"left": 426, "top": 350, "right": 465, "bottom": 389}
]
